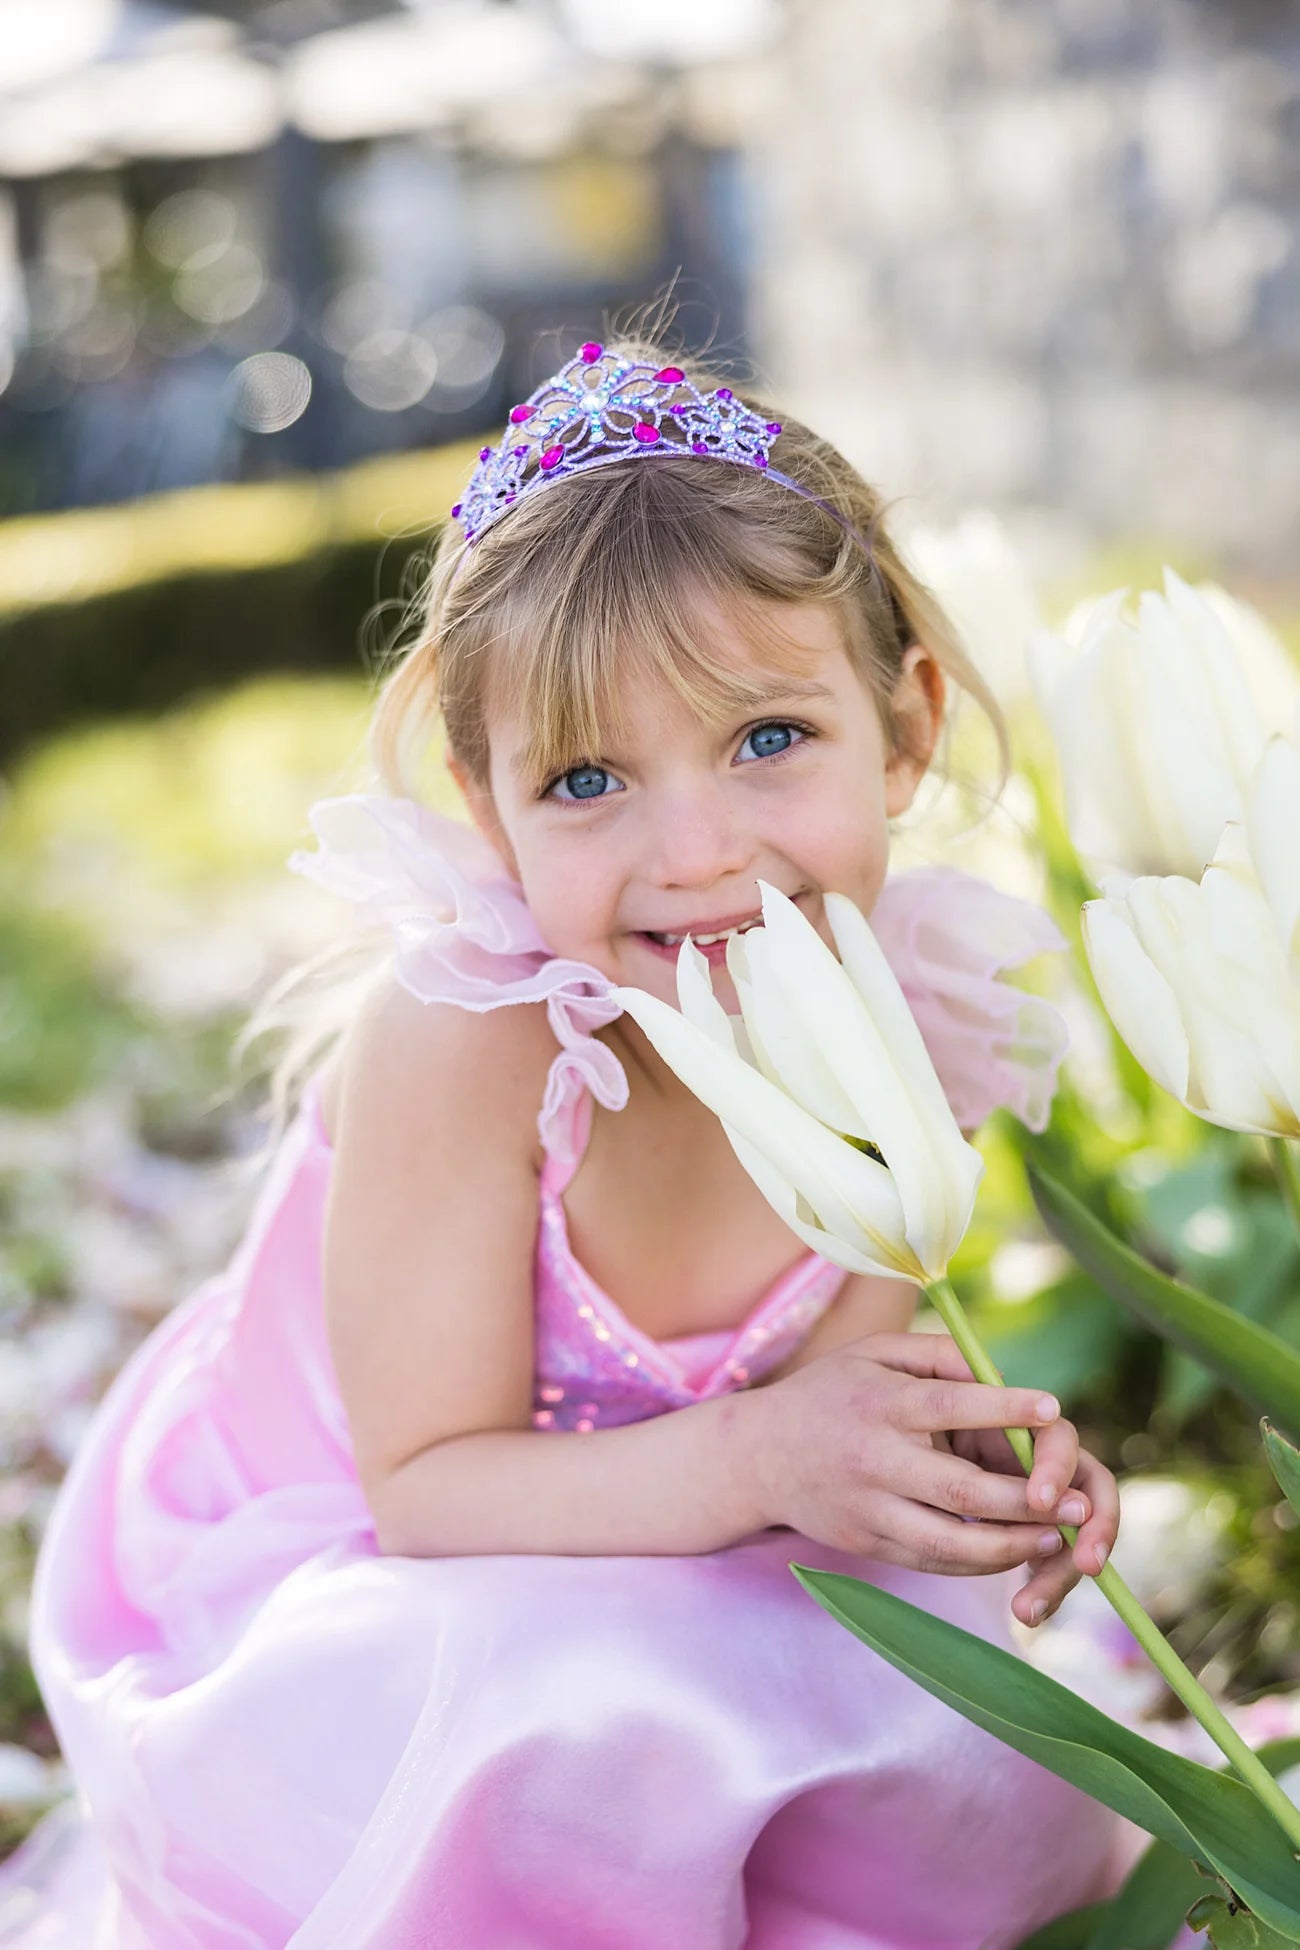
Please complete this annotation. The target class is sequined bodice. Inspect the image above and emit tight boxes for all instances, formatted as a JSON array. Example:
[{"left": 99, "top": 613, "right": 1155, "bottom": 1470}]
[
  {"left": 304, "top": 1074, "right": 845, "bottom": 1437},
  {"left": 531, "top": 1089, "right": 846, "bottom": 1432}
]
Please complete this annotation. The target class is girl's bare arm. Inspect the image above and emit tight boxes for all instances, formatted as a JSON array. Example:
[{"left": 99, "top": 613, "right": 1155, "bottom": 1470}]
[
  {"left": 324, "top": 975, "right": 772, "bottom": 1558},
  {"left": 325, "top": 979, "right": 1109, "bottom": 1579}
]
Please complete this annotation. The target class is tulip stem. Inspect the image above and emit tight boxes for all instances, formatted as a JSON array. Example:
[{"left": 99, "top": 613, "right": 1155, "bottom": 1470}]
[
  {"left": 1267, "top": 1136, "right": 1300, "bottom": 1246},
  {"left": 923, "top": 1273, "right": 1300, "bottom": 1857}
]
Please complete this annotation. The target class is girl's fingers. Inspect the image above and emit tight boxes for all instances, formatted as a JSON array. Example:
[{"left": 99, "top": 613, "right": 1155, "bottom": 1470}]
[
  {"left": 899, "top": 1377, "right": 1063, "bottom": 1437},
  {"left": 1014, "top": 1452, "right": 1121, "bottom": 1625},
  {"left": 906, "top": 1449, "right": 1088, "bottom": 1528},
  {"left": 1024, "top": 1418, "right": 1082, "bottom": 1516},
  {"left": 1069, "top": 1448, "right": 1121, "bottom": 1577},
  {"left": 1014, "top": 1549, "right": 1082, "bottom": 1627},
  {"left": 874, "top": 1495, "right": 1066, "bottom": 1577}
]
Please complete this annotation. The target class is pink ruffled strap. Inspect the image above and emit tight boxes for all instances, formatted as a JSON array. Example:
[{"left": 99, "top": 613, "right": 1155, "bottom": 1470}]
[
  {"left": 286, "top": 794, "right": 626, "bottom": 1165},
  {"left": 287, "top": 793, "right": 1069, "bottom": 1159}
]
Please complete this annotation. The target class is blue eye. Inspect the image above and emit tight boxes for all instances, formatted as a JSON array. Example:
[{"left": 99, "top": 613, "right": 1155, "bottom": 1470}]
[
  {"left": 547, "top": 763, "right": 624, "bottom": 805},
  {"left": 738, "top": 720, "right": 808, "bottom": 762}
]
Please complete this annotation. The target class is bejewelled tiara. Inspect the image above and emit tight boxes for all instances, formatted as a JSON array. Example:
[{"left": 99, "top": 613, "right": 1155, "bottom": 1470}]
[{"left": 449, "top": 340, "right": 874, "bottom": 558}]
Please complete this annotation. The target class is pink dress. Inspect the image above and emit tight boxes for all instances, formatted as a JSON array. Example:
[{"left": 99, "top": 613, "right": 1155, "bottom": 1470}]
[{"left": 0, "top": 792, "right": 1123, "bottom": 1949}]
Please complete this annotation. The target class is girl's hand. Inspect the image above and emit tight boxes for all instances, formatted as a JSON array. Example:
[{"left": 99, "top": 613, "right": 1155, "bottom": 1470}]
[
  {"left": 944, "top": 1420, "right": 1120, "bottom": 1628},
  {"left": 749, "top": 1331, "right": 1119, "bottom": 1603}
]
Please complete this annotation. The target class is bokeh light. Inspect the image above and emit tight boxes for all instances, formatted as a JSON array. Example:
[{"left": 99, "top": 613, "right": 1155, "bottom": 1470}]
[{"left": 228, "top": 351, "right": 312, "bottom": 433}]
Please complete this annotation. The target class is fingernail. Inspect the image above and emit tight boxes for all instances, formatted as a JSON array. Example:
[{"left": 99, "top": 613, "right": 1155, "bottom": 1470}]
[
  {"left": 1028, "top": 1599, "right": 1048, "bottom": 1625},
  {"left": 1059, "top": 1496, "right": 1087, "bottom": 1524},
  {"left": 1093, "top": 1544, "right": 1108, "bottom": 1572},
  {"left": 1037, "top": 1530, "right": 1063, "bottom": 1553},
  {"left": 1036, "top": 1480, "right": 1057, "bottom": 1509},
  {"left": 1037, "top": 1396, "right": 1060, "bottom": 1421}
]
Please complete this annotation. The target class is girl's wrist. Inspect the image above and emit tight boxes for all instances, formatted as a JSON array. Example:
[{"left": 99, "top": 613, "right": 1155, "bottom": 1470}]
[{"left": 726, "top": 1384, "right": 788, "bottom": 1535}]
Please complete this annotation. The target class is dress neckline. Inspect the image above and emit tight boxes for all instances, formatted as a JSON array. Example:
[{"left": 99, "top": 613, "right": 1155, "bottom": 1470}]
[{"left": 300, "top": 1072, "right": 842, "bottom": 1386}]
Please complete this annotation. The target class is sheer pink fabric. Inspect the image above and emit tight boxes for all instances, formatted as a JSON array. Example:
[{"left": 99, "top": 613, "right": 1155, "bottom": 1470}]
[{"left": 0, "top": 792, "right": 1127, "bottom": 1950}]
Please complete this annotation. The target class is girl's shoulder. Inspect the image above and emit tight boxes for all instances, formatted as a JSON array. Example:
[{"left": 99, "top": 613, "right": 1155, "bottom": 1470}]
[{"left": 320, "top": 967, "right": 556, "bottom": 1176}]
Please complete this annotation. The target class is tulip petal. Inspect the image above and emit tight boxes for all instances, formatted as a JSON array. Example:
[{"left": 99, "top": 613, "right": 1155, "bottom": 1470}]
[
  {"left": 723, "top": 1125, "right": 918, "bottom": 1282},
  {"left": 1080, "top": 896, "right": 1191, "bottom": 1102},
  {"left": 613, "top": 982, "right": 917, "bottom": 1268},
  {"left": 728, "top": 924, "right": 875, "bottom": 1139},
  {"left": 753, "top": 882, "right": 953, "bottom": 1262},
  {"left": 1160, "top": 568, "right": 1266, "bottom": 793},
  {"left": 674, "top": 936, "right": 739, "bottom": 1052},
  {"left": 1249, "top": 732, "right": 1300, "bottom": 982},
  {"left": 821, "top": 888, "right": 984, "bottom": 1232}
]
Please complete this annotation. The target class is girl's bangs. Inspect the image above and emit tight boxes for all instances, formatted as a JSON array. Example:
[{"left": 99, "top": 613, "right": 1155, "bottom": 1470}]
[{"left": 492, "top": 571, "right": 831, "bottom": 791}]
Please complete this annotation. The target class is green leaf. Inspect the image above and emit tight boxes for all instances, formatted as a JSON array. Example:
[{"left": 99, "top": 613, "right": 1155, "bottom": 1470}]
[
  {"left": 1082, "top": 1838, "right": 1207, "bottom": 1949},
  {"left": 1189, "top": 1890, "right": 1299, "bottom": 1945},
  {"left": 790, "top": 1567, "right": 1300, "bottom": 1940},
  {"left": 1024, "top": 1159, "right": 1300, "bottom": 1441},
  {"left": 1015, "top": 1903, "right": 1111, "bottom": 1949},
  {"left": 1015, "top": 1840, "right": 1208, "bottom": 1950},
  {"left": 1263, "top": 1423, "right": 1300, "bottom": 1522}
]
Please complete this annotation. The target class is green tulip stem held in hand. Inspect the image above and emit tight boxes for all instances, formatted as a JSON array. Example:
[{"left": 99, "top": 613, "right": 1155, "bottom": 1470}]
[
  {"left": 1268, "top": 1136, "right": 1300, "bottom": 1245},
  {"left": 923, "top": 1272, "right": 1300, "bottom": 1858}
]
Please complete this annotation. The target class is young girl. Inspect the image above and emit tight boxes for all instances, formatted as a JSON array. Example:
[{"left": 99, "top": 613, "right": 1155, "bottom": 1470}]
[{"left": 0, "top": 335, "right": 1127, "bottom": 1948}]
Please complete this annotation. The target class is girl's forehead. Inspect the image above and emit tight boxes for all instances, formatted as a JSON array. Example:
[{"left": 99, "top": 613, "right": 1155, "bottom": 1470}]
[{"left": 481, "top": 593, "right": 864, "bottom": 786}]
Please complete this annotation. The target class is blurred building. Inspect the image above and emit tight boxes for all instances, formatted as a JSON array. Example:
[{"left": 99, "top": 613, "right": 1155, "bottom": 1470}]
[
  {"left": 2, "top": 0, "right": 1298, "bottom": 576},
  {"left": 754, "top": 0, "right": 1300, "bottom": 574},
  {"left": 0, "top": 0, "right": 772, "bottom": 514}
]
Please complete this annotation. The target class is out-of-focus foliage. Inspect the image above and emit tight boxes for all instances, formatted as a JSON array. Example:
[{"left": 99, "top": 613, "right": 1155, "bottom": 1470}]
[{"left": 0, "top": 441, "right": 474, "bottom": 761}]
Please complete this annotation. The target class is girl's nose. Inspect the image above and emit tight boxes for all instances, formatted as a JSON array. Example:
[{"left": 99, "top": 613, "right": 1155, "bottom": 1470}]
[{"left": 649, "top": 786, "right": 756, "bottom": 892}]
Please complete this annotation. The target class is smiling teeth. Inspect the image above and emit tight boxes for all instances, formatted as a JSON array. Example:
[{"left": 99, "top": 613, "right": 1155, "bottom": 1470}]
[{"left": 653, "top": 919, "right": 761, "bottom": 947}]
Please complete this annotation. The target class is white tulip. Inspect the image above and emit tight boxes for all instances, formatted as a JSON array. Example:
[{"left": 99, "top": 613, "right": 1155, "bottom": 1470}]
[
  {"left": 1027, "top": 568, "right": 1299, "bottom": 882},
  {"left": 1248, "top": 708, "right": 1300, "bottom": 984},
  {"left": 1081, "top": 811, "right": 1300, "bottom": 1138},
  {"left": 613, "top": 884, "right": 985, "bottom": 1284}
]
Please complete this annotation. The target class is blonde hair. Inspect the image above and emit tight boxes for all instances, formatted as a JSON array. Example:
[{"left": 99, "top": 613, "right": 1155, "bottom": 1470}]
[{"left": 231, "top": 323, "right": 1010, "bottom": 1169}]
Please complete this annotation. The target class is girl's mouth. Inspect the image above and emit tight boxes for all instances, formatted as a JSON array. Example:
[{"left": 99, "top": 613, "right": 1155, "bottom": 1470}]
[{"left": 635, "top": 914, "right": 765, "bottom": 964}]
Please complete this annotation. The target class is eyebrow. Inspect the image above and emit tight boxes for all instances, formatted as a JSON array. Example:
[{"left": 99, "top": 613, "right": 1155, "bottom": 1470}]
[
  {"left": 747, "top": 678, "right": 837, "bottom": 704},
  {"left": 510, "top": 678, "right": 838, "bottom": 778}
]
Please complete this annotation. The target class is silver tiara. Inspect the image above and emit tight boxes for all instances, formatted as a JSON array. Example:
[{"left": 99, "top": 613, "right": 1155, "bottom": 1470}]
[{"left": 449, "top": 340, "right": 831, "bottom": 549}]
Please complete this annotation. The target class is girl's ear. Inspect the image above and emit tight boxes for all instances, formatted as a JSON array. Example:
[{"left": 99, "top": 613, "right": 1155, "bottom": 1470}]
[
  {"left": 446, "top": 752, "right": 521, "bottom": 878},
  {"left": 883, "top": 643, "right": 946, "bottom": 819}
]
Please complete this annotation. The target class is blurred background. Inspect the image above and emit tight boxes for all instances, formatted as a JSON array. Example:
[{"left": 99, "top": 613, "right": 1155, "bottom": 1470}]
[{"left": 0, "top": 0, "right": 1298, "bottom": 1854}]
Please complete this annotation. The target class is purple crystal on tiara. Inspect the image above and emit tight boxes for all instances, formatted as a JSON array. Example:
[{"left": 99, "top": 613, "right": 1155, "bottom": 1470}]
[{"left": 450, "top": 344, "right": 801, "bottom": 546}]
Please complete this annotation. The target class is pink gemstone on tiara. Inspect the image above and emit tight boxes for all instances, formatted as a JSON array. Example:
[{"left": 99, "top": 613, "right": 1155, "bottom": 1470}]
[
  {"left": 633, "top": 422, "right": 660, "bottom": 443},
  {"left": 580, "top": 342, "right": 603, "bottom": 363},
  {"left": 508, "top": 406, "right": 531, "bottom": 423},
  {"left": 540, "top": 445, "right": 565, "bottom": 469},
  {"left": 655, "top": 366, "right": 685, "bottom": 382}
]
